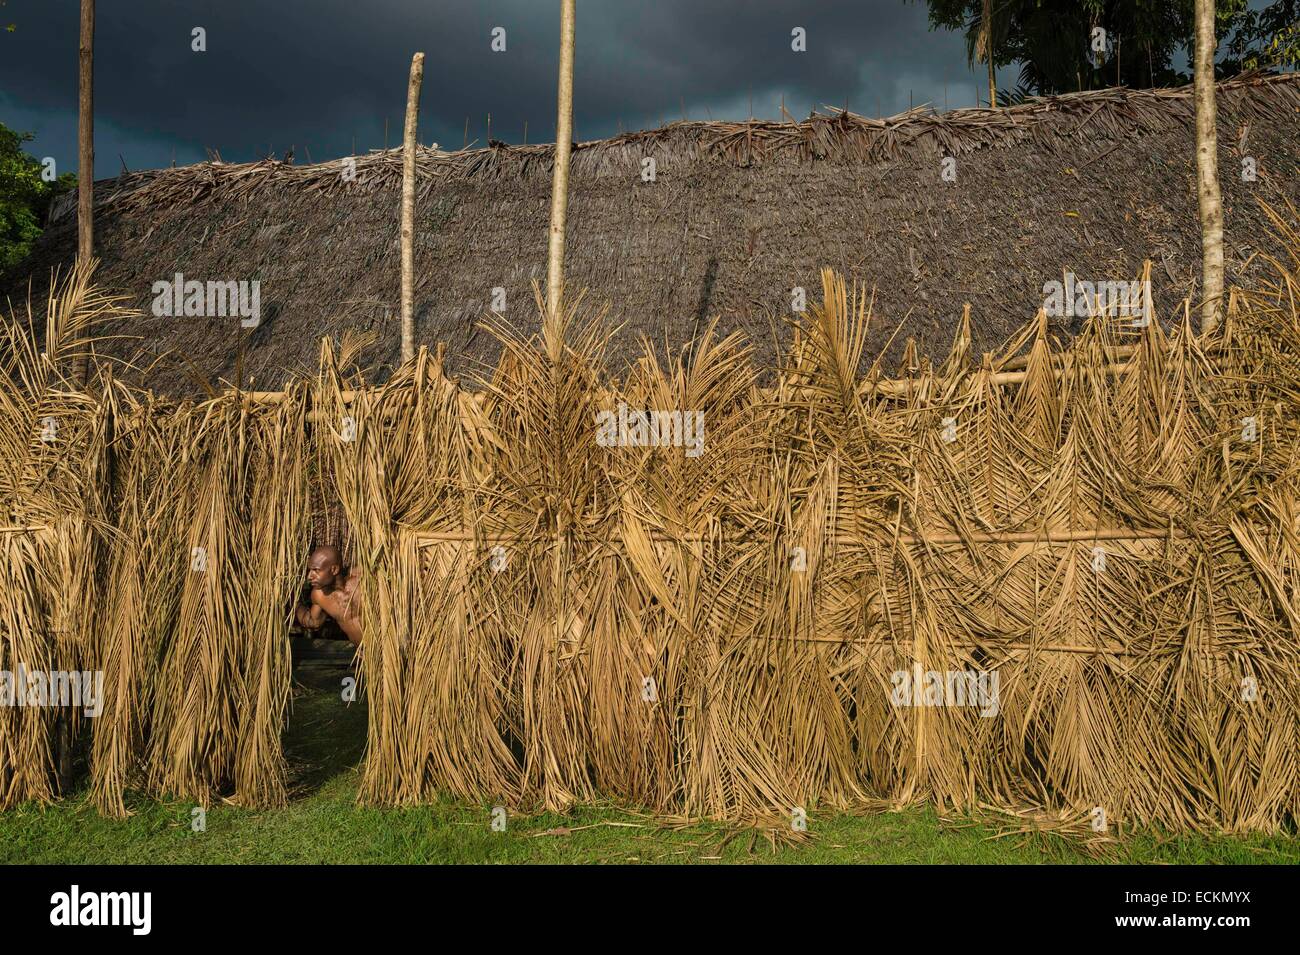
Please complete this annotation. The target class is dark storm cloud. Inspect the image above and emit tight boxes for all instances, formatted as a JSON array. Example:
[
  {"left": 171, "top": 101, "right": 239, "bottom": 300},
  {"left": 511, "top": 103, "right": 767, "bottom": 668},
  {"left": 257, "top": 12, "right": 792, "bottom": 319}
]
[{"left": 0, "top": 0, "right": 1003, "bottom": 176}]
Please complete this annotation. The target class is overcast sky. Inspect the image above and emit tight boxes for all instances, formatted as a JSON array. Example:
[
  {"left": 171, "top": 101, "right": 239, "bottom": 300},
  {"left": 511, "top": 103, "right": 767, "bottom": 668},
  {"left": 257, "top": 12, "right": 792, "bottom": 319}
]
[{"left": 2, "top": 0, "right": 1016, "bottom": 177}]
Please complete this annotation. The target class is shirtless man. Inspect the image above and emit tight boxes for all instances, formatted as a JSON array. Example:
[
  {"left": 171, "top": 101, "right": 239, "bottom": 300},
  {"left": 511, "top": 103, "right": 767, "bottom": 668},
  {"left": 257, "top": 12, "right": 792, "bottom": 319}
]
[{"left": 295, "top": 545, "right": 363, "bottom": 645}]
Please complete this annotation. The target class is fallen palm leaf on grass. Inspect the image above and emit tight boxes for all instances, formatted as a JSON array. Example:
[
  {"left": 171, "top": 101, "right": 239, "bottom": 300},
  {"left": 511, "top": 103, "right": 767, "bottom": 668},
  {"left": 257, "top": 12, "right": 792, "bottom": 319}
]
[{"left": 938, "top": 804, "right": 1122, "bottom": 858}]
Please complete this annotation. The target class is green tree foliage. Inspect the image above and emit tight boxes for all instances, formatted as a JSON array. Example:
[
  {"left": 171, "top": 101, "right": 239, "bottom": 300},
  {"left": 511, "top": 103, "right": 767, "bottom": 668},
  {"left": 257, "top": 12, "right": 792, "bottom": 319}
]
[
  {"left": 912, "top": 0, "right": 1299, "bottom": 98},
  {"left": 0, "top": 122, "right": 75, "bottom": 271},
  {"left": 1225, "top": 0, "right": 1300, "bottom": 71}
]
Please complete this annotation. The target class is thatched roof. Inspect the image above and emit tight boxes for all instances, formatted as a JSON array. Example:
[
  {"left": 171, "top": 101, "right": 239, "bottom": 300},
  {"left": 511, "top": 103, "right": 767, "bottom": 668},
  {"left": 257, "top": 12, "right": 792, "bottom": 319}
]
[{"left": 8, "top": 72, "right": 1300, "bottom": 393}]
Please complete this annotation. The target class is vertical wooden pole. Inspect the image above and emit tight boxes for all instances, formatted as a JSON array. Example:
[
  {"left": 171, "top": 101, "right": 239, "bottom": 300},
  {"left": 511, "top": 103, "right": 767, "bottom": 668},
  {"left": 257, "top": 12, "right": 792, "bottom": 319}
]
[
  {"left": 55, "top": 0, "right": 97, "bottom": 791},
  {"left": 400, "top": 52, "right": 425, "bottom": 365},
  {"left": 75, "top": 0, "right": 94, "bottom": 385},
  {"left": 1194, "top": 0, "right": 1224, "bottom": 334},
  {"left": 546, "top": 0, "right": 576, "bottom": 319},
  {"left": 983, "top": 0, "right": 996, "bottom": 107}
]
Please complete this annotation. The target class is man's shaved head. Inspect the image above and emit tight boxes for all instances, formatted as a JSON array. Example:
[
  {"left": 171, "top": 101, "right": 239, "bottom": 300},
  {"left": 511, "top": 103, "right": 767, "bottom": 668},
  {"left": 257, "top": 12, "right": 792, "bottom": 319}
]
[
  {"left": 307, "top": 545, "right": 344, "bottom": 590},
  {"left": 311, "top": 545, "right": 342, "bottom": 566}
]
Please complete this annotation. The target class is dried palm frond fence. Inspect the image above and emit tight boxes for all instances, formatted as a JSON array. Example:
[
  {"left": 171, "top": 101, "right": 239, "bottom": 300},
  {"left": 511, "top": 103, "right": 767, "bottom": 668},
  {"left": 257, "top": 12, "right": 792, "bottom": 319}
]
[
  {"left": 2, "top": 266, "right": 313, "bottom": 815},
  {"left": 5, "top": 217, "right": 1300, "bottom": 832}
]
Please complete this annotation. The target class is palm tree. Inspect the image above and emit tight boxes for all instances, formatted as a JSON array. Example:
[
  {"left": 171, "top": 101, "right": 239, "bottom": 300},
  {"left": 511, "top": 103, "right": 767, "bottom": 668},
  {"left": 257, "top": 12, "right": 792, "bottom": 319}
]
[
  {"left": 978, "top": 0, "right": 997, "bottom": 106},
  {"left": 1194, "top": 0, "right": 1225, "bottom": 333},
  {"left": 546, "top": 0, "right": 576, "bottom": 318}
]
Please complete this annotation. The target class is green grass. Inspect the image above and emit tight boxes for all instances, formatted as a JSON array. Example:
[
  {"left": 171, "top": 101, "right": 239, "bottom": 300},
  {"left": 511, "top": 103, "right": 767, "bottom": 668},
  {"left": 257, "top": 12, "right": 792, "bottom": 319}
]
[{"left": 2, "top": 675, "right": 1296, "bottom": 865}]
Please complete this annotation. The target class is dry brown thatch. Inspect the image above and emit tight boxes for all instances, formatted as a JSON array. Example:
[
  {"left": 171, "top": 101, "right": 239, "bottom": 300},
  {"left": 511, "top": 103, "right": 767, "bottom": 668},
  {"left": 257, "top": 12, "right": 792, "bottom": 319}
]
[
  {"left": 310, "top": 208, "right": 1297, "bottom": 831},
  {"left": 0, "top": 262, "right": 118, "bottom": 807},
  {"left": 7, "top": 73, "right": 1300, "bottom": 395},
  {"left": 3, "top": 206, "right": 1299, "bottom": 833},
  {"left": 0, "top": 268, "right": 311, "bottom": 812}
]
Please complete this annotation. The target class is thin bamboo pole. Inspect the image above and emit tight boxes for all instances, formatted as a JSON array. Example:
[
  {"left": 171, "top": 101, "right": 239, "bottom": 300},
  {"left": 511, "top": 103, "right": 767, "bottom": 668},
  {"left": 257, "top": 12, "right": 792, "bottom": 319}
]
[
  {"left": 400, "top": 52, "right": 425, "bottom": 365},
  {"left": 911, "top": 526, "right": 1184, "bottom": 544},
  {"left": 74, "top": 0, "right": 94, "bottom": 386},
  {"left": 751, "top": 634, "right": 1249, "bottom": 655},
  {"left": 233, "top": 344, "right": 1164, "bottom": 407},
  {"left": 413, "top": 526, "right": 1187, "bottom": 546},
  {"left": 997, "top": 342, "right": 1140, "bottom": 371},
  {"left": 1194, "top": 0, "right": 1225, "bottom": 333},
  {"left": 546, "top": 0, "right": 576, "bottom": 318},
  {"left": 860, "top": 360, "right": 1138, "bottom": 398}
]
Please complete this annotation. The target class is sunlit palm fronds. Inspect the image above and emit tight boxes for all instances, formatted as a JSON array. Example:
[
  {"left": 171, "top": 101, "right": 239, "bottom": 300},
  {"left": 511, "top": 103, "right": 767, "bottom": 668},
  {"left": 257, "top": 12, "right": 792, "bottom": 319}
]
[
  {"left": 4, "top": 213, "right": 1300, "bottom": 833},
  {"left": 0, "top": 260, "right": 129, "bottom": 809}
]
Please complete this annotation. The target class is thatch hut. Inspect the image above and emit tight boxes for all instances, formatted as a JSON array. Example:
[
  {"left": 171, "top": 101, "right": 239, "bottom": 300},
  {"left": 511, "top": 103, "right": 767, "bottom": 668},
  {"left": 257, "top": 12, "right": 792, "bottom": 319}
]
[
  {"left": 7, "top": 73, "right": 1300, "bottom": 393},
  {"left": 4, "top": 73, "right": 1300, "bottom": 828}
]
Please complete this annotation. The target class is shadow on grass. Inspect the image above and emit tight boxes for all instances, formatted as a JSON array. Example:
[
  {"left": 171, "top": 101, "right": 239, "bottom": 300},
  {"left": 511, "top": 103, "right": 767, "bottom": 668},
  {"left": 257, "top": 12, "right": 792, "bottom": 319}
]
[{"left": 284, "top": 645, "right": 368, "bottom": 798}]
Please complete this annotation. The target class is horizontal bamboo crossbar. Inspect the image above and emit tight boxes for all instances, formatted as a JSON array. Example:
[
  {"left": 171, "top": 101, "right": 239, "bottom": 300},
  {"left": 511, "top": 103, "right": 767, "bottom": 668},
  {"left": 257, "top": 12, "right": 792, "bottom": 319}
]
[
  {"left": 861, "top": 361, "right": 1139, "bottom": 397},
  {"left": 996, "top": 342, "right": 1141, "bottom": 371},
  {"left": 238, "top": 389, "right": 488, "bottom": 407},
  {"left": 222, "top": 340, "right": 1173, "bottom": 407},
  {"left": 919, "top": 526, "right": 1184, "bottom": 544},
  {"left": 412, "top": 525, "right": 1186, "bottom": 546},
  {"left": 737, "top": 634, "right": 1252, "bottom": 655}
]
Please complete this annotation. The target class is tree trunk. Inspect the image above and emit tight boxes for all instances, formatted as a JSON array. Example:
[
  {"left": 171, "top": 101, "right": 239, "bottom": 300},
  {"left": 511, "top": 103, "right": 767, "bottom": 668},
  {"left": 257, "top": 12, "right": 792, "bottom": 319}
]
[
  {"left": 75, "top": 0, "right": 94, "bottom": 385},
  {"left": 546, "top": 0, "right": 577, "bottom": 318},
  {"left": 983, "top": 0, "right": 996, "bottom": 107},
  {"left": 1194, "top": 0, "right": 1225, "bottom": 334},
  {"left": 400, "top": 52, "right": 425, "bottom": 365}
]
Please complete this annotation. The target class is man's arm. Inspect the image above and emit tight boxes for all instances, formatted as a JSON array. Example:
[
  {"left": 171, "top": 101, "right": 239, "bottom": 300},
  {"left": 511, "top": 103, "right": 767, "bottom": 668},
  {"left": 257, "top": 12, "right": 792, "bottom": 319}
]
[{"left": 295, "top": 590, "right": 328, "bottom": 630}]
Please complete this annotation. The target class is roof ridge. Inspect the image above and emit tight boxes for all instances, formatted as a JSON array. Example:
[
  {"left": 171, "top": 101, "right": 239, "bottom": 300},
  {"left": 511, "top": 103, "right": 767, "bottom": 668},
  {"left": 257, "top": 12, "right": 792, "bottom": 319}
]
[{"left": 52, "top": 71, "right": 1300, "bottom": 222}]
